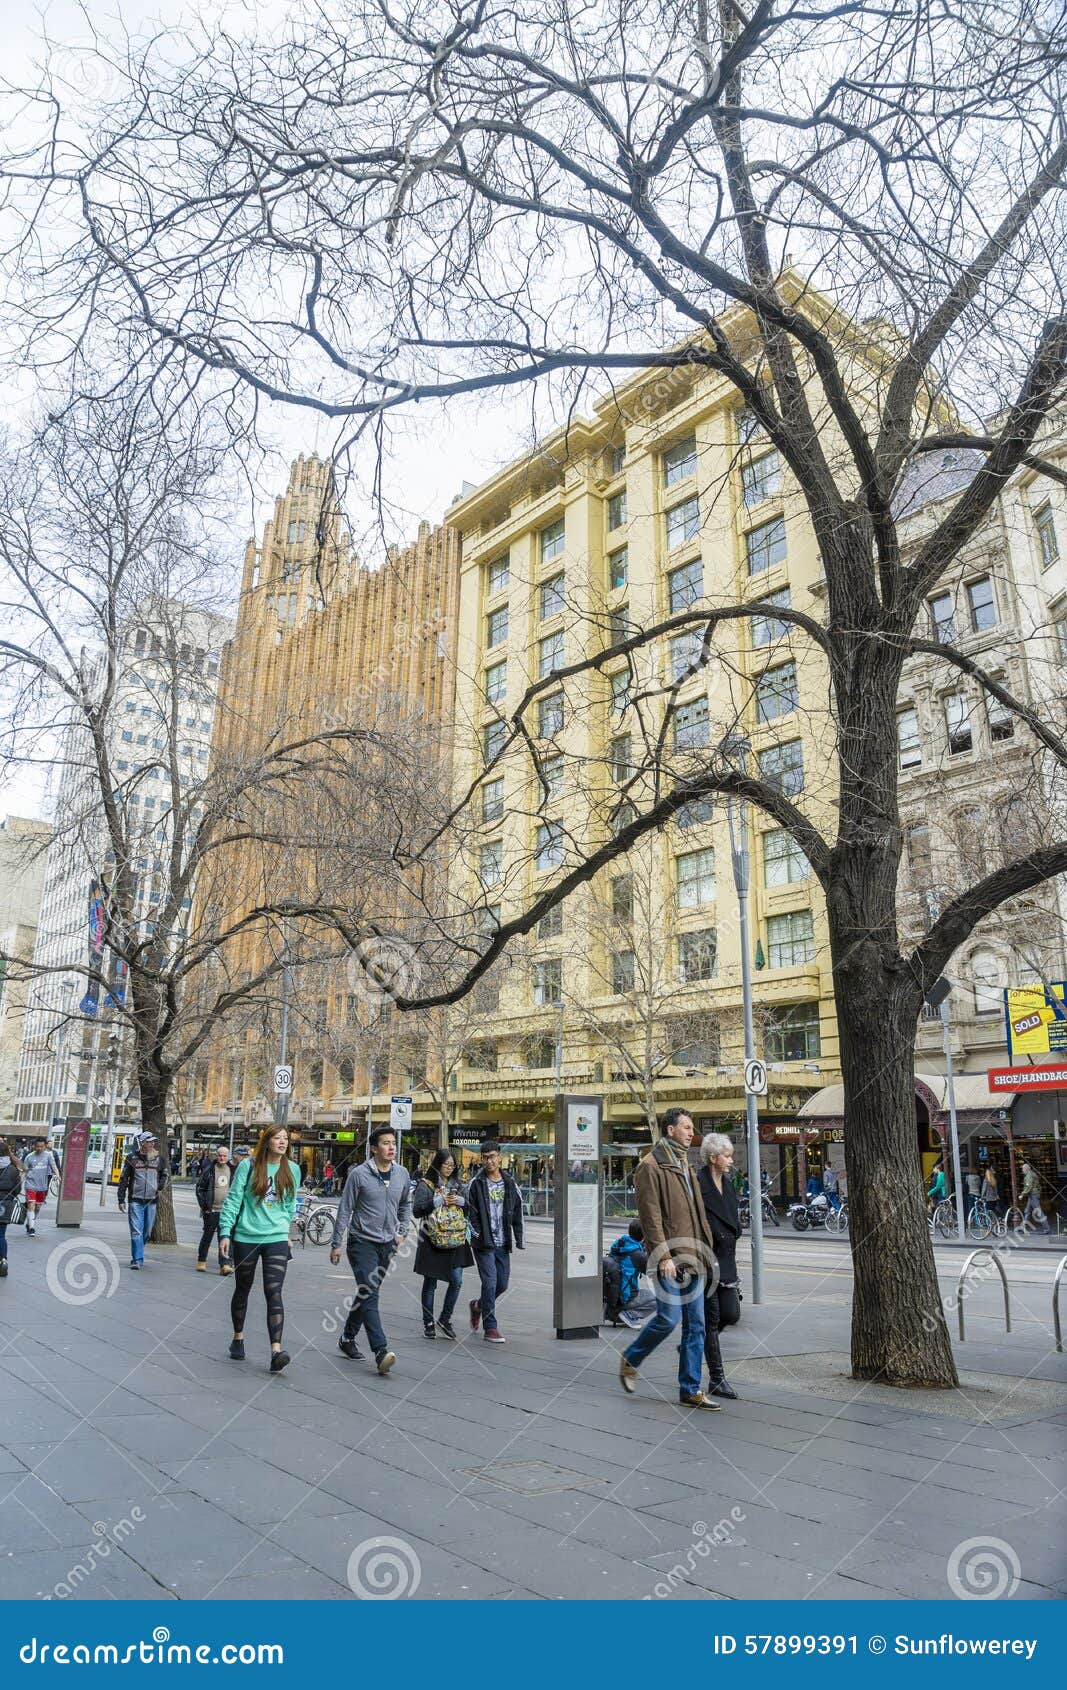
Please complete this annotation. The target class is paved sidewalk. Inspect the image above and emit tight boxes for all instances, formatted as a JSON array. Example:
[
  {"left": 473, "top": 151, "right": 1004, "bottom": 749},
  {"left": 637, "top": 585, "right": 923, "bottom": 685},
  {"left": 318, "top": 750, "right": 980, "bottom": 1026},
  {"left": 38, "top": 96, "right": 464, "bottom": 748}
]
[{"left": 0, "top": 1194, "right": 1064, "bottom": 1601}]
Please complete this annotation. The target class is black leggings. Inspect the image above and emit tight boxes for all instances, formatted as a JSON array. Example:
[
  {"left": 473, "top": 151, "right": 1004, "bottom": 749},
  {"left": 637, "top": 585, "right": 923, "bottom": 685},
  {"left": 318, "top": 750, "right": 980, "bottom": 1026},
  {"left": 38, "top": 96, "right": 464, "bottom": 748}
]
[
  {"left": 705, "top": 1283, "right": 741, "bottom": 1335},
  {"left": 230, "top": 1240, "right": 290, "bottom": 1345}
]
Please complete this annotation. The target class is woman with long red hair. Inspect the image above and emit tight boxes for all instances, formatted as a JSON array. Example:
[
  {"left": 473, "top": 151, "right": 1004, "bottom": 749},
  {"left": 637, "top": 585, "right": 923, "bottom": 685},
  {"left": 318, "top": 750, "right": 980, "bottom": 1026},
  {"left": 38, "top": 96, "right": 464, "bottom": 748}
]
[{"left": 219, "top": 1126, "right": 301, "bottom": 1372}]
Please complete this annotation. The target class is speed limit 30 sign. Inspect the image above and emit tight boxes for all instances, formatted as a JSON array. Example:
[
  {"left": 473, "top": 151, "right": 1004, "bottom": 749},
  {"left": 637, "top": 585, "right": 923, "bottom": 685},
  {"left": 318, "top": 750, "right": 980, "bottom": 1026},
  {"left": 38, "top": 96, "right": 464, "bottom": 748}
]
[{"left": 273, "top": 1064, "right": 294, "bottom": 1096}]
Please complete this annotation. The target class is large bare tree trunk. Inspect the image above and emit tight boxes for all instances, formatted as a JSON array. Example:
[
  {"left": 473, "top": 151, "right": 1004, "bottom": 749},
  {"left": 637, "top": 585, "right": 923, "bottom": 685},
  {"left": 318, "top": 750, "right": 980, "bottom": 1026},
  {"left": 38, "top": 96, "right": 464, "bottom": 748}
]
[{"left": 140, "top": 1070, "right": 178, "bottom": 1245}]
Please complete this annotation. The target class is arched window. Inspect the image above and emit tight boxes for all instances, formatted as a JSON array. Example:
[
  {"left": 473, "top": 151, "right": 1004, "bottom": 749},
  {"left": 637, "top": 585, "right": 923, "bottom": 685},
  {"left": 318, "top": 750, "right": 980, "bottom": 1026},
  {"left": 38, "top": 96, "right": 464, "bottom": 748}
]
[
  {"left": 337, "top": 1057, "right": 354, "bottom": 1095},
  {"left": 969, "top": 948, "right": 1002, "bottom": 1017}
]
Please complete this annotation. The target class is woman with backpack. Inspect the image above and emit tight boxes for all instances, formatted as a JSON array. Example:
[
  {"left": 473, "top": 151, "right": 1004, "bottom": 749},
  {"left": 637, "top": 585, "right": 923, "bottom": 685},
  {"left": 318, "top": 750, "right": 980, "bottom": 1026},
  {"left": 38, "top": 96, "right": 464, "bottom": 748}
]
[
  {"left": 0, "top": 1141, "right": 24, "bottom": 1278},
  {"left": 413, "top": 1147, "right": 473, "bottom": 1340},
  {"left": 219, "top": 1126, "right": 301, "bottom": 1373}
]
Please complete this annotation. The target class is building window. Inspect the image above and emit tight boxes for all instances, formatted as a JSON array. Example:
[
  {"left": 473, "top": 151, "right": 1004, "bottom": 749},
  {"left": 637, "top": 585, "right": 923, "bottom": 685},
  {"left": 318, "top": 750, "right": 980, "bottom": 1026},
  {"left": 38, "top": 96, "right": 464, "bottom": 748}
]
[
  {"left": 970, "top": 947, "right": 1001, "bottom": 1016},
  {"left": 738, "top": 406, "right": 768, "bottom": 446},
  {"left": 758, "top": 739, "right": 804, "bottom": 796},
  {"left": 897, "top": 706, "right": 922, "bottom": 770},
  {"left": 538, "top": 692, "right": 564, "bottom": 738},
  {"left": 483, "top": 720, "right": 506, "bottom": 762},
  {"left": 482, "top": 778, "right": 504, "bottom": 823},
  {"left": 751, "top": 588, "right": 792, "bottom": 648},
  {"left": 741, "top": 450, "right": 782, "bottom": 508},
  {"left": 986, "top": 694, "right": 1014, "bottom": 742},
  {"left": 608, "top": 545, "right": 629, "bottom": 591},
  {"left": 541, "top": 753, "right": 564, "bottom": 797},
  {"left": 487, "top": 554, "right": 510, "bottom": 595},
  {"left": 479, "top": 904, "right": 501, "bottom": 937},
  {"left": 540, "top": 574, "right": 565, "bottom": 619},
  {"left": 608, "top": 605, "right": 634, "bottom": 645},
  {"left": 337, "top": 1057, "right": 355, "bottom": 1095},
  {"left": 538, "top": 631, "right": 565, "bottom": 678},
  {"left": 611, "top": 800, "right": 636, "bottom": 836},
  {"left": 287, "top": 519, "right": 306, "bottom": 544},
  {"left": 469, "top": 1041, "right": 498, "bottom": 1072},
  {"left": 763, "top": 828, "right": 809, "bottom": 886},
  {"left": 672, "top": 1032, "right": 720, "bottom": 1069},
  {"left": 944, "top": 691, "right": 973, "bottom": 753},
  {"left": 540, "top": 518, "right": 565, "bottom": 563},
  {"left": 676, "top": 796, "right": 714, "bottom": 829},
  {"left": 533, "top": 958, "right": 563, "bottom": 1006},
  {"left": 607, "top": 490, "right": 627, "bottom": 530},
  {"left": 485, "top": 660, "right": 507, "bottom": 703},
  {"left": 610, "top": 670, "right": 631, "bottom": 714},
  {"left": 611, "top": 874, "right": 633, "bottom": 921},
  {"left": 967, "top": 576, "right": 996, "bottom": 633},
  {"left": 663, "top": 434, "right": 697, "bottom": 487},
  {"left": 1056, "top": 616, "right": 1067, "bottom": 661},
  {"left": 745, "top": 515, "right": 787, "bottom": 575},
  {"left": 674, "top": 697, "right": 710, "bottom": 750},
  {"left": 535, "top": 821, "right": 564, "bottom": 871},
  {"left": 537, "top": 903, "right": 563, "bottom": 940},
  {"left": 666, "top": 496, "right": 700, "bottom": 551},
  {"left": 929, "top": 591, "right": 956, "bottom": 644},
  {"left": 611, "top": 950, "right": 636, "bottom": 994},
  {"left": 756, "top": 662, "right": 799, "bottom": 723},
  {"left": 671, "top": 629, "right": 706, "bottom": 681},
  {"left": 1035, "top": 502, "right": 1060, "bottom": 569},
  {"left": 525, "top": 1034, "right": 556, "bottom": 1069},
  {"left": 668, "top": 556, "right": 704, "bottom": 611},
  {"left": 480, "top": 841, "right": 503, "bottom": 887},
  {"left": 767, "top": 910, "right": 815, "bottom": 968},
  {"left": 486, "top": 606, "right": 509, "bottom": 648},
  {"left": 765, "top": 1003, "right": 821, "bottom": 1062},
  {"left": 905, "top": 823, "right": 932, "bottom": 883},
  {"left": 679, "top": 928, "right": 717, "bottom": 983},
  {"left": 610, "top": 734, "right": 633, "bottom": 784},
  {"left": 610, "top": 443, "right": 626, "bottom": 476},
  {"left": 676, "top": 848, "right": 716, "bottom": 908}
]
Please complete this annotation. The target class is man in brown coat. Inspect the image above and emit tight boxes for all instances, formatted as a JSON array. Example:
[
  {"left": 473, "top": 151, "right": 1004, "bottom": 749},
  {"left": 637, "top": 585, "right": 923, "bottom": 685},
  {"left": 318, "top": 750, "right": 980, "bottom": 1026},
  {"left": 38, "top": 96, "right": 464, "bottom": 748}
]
[{"left": 619, "top": 1108, "right": 722, "bottom": 1410}]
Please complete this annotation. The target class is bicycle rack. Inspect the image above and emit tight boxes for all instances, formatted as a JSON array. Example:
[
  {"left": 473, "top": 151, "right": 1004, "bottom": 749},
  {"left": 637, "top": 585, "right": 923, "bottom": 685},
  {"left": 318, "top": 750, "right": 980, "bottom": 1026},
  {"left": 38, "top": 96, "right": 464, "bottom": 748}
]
[
  {"left": 1054, "top": 1256, "right": 1067, "bottom": 1354},
  {"left": 956, "top": 1249, "right": 1010, "bottom": 1343}
]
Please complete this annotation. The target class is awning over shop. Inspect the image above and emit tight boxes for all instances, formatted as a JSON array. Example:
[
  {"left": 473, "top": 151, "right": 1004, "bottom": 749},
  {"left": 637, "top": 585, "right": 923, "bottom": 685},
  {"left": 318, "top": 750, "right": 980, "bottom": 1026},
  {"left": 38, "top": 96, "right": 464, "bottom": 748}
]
[{"left": 799, "top": 1071, "right": 1015, "bottom": 1132}]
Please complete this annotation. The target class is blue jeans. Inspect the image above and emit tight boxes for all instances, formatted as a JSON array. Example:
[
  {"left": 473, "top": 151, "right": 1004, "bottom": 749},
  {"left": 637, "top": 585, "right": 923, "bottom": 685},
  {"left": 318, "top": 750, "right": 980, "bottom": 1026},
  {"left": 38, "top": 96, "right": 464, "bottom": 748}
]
[
  {"left": 128, "top": 1201, "right": 156, "bottom": 1265},
  {"left": 624, "top": 1271, "right": 706, "bottom": 1397},
  {"left": 0, "top": 1222, "right": 7, "bottom": 1260},
  {"left": 474, "top": 1245, "right": 510, "bottom": 1330},
  {"left": 421, "top": 1267, "right": 463, "bottom": 1325},
  {"left": 343, "top": 1237, "right": 395, "bottom": 1354}
]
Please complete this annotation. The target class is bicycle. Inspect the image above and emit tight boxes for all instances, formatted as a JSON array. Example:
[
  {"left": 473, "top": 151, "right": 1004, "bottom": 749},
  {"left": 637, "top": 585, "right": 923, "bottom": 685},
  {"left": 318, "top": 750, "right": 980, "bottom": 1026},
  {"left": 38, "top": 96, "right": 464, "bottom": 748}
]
[
  {"left": 932, "top": 1198, "right": 958, "bottom": 1239},
  {"left": 290, "top": 1190, "right": 334, "bottom": 1247},
  {"left": 825, "top": 1201, "right": 849, "bottom": 1235},
  {"left": 964, "top": 1198, "right": 995, "bottom": 1242}
]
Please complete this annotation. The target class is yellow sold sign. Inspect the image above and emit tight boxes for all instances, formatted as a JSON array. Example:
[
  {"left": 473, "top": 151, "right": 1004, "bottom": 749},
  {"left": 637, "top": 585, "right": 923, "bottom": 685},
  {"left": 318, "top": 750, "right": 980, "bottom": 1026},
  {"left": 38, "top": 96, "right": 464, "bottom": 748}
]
[{"left": 1004, "top": 982, "right": 1067, "bottom": 1059}]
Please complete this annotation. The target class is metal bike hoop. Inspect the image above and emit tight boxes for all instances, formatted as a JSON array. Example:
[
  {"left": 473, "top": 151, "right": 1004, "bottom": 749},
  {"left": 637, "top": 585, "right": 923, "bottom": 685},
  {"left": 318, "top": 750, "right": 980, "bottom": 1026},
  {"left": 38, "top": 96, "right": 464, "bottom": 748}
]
[
  {"left": 956, "top": 1248, "right": 1010, "bottom": 1343},
  {"left": 1053, "top": 1256, "right": 1067, "bottom": 1354}
]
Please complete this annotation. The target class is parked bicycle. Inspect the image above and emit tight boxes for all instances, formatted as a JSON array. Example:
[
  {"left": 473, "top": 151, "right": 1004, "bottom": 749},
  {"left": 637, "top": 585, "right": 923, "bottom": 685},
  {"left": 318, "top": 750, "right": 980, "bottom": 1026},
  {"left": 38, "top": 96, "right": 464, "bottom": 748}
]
[
  {"left": 825, "top": 1201, "right": 849, "bottom": 1235},
  {"left": 290, "top": 1188, "right": 333, "bottom": 1247}
]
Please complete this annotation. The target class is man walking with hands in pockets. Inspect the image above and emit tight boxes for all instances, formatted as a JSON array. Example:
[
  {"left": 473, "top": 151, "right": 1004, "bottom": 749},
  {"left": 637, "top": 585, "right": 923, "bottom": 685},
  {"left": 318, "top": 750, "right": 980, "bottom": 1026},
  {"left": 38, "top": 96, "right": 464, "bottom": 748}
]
[
  {"left": 331, "top": 1127, "right": 412, "bottom": 1375},
  {"left": 618, "top": 1108, "right": 722, "bottom": 1411}
]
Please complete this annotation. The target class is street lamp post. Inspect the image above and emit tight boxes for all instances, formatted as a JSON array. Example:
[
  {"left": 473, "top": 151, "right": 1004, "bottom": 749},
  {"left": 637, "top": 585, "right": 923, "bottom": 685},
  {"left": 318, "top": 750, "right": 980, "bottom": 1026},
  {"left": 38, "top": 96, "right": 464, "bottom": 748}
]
[
  {"left": 925, "top": 976, "right": 966, "bottom": 1244},
  {"left": 274, "top": 941, "right": 292, "bottom": 1131},
  {"left": 721, "top": 734, "right": 764, "bottom": 1305}
]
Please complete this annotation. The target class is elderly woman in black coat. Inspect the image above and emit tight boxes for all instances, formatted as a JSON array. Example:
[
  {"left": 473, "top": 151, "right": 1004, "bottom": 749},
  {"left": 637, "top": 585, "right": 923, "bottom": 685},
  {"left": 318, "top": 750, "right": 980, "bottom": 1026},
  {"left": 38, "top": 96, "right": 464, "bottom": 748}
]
[
  {"left": 412, "top": 1147, "right": 474, "bottom": 1340},
  {"left": 697, "top": 1132, "right": 743, "bottom": 1399}
]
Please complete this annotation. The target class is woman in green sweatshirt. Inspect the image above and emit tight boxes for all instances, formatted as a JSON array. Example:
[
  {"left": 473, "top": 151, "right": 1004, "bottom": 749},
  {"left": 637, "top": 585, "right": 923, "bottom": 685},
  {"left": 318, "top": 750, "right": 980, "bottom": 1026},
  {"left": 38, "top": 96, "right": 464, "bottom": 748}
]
[{"left": 220, "top": 1127, "right": 301, "bottom": 1372}]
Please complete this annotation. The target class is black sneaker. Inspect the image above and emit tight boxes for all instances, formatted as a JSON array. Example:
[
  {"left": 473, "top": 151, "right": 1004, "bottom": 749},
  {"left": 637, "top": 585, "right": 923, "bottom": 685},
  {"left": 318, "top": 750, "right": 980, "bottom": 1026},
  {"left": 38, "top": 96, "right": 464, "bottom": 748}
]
[
  {"left": 337, "top": 1337, "right": 364, "bottom": 1361},
  {"left": 436, "top": 1318, "right": 457, "bottom": 1340},
  {"left": 228, "top": 1338, "right": 245, "bottom": 1360},
  {"left": 129, "top": 1262, "right": 140, "bottom": 1271},
  {"left": 0, "top": 1260, "right": 8, "bottom": 1278},
  {"left": 423, "top": 1322, "right": 436, "bottom": 1339},
  {"left": 270, "top": 1350, "right": 291, "bottom": 1373}
]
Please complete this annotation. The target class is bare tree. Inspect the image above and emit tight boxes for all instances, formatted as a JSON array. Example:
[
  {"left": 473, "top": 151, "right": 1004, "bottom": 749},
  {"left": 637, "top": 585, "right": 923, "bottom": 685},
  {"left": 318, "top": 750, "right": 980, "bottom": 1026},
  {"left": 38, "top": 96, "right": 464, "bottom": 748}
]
[{"left": 5, "top": 0, "right": 1067, "bottom": 1379}]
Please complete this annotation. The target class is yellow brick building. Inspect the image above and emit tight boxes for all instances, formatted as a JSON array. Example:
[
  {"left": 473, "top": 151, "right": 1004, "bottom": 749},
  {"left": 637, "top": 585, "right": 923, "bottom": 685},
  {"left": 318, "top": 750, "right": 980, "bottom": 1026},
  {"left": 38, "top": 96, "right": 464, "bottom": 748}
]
[{"left": 445, "top": 359, "right": 842, "bottom": 1199}]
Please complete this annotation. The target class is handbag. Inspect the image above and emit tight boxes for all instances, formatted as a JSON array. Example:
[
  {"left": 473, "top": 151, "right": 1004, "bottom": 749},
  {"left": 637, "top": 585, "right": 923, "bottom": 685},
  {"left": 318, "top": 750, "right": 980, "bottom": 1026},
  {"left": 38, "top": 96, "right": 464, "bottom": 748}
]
[{"left": 2, "top": 1190, "right": 26, "bottom": 1226}]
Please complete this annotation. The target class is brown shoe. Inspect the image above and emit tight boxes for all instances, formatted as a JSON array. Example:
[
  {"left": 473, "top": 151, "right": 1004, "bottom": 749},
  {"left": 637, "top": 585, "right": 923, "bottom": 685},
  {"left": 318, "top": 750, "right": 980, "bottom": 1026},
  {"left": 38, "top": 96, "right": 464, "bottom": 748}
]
[
  {"left": 619, "top": 1356, "right": 638, "bottom": 1395},
  {"left": 220, "top": 1265, "right": 233, "bottom": 1276},
  {"left": 196, "top": 1261, "right": 207, "bottom": 1272},
  {"left": 679, "top": 1391, "right": 722, "bottom": 1411}
]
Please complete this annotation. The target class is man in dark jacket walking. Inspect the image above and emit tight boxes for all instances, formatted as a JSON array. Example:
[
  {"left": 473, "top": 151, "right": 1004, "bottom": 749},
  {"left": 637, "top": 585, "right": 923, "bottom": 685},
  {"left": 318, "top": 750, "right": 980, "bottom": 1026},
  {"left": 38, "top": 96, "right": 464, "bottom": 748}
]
[
  {"left": 618, "top": 1109, "right": 721, "bottom": 1411},
  {"left": 467, "top": 1142, "right": 524, "bottom": 1344},
  {"left": 117, "top": 1133, "right": 168, "bottom": 1270},
  {"left": 195, "top": 1144, "right": 234, "bottom": 1275}
]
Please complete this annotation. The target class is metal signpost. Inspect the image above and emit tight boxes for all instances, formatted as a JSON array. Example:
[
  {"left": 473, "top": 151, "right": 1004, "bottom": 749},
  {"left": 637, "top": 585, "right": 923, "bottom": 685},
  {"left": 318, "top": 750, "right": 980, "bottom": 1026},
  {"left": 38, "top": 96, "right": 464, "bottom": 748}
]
[
  {"left": 389, "top": 1095, "right": 413, "bottom": 1161},
  {"left": 55, "top": 1117, "right": 91, "bottom": 1228},
  {"left": 722, "top": 733, "right": 765, "bottom": 1307},
  {"left": 552, "top": 1093, "right": 603, "bottom": 1339}
]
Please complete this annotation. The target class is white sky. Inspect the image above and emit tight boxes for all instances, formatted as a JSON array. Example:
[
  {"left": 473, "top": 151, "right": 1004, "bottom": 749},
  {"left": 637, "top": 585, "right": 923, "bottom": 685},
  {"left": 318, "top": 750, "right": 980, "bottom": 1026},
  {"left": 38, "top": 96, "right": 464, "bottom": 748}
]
[{"left": 1, "top": 0, "right": 551, "bottom": 823}]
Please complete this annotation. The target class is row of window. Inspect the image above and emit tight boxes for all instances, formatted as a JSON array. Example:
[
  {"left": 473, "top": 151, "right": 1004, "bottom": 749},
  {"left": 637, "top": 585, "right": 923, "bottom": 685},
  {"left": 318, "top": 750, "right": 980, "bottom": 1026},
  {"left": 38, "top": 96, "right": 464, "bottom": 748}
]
[
  {"left": 928, "top": 575, "right": 997, "bottom": 643},
  {"left": 467, "top": 1002, "right": 819, "bottom": 1073},
  {"left": 897, "top": 687, "right": 1014, "bottom": 766}
]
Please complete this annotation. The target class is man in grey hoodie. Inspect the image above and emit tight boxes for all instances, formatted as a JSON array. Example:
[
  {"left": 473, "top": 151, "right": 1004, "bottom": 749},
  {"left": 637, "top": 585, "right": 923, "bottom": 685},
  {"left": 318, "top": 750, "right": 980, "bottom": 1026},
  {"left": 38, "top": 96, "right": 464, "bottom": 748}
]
[{"left": 330, "top": 1127, "right": 412, "bottom": 1375}]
